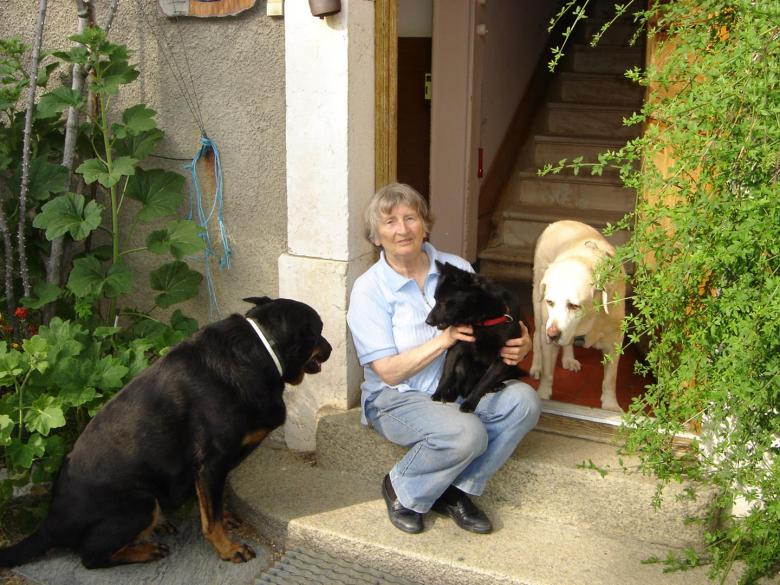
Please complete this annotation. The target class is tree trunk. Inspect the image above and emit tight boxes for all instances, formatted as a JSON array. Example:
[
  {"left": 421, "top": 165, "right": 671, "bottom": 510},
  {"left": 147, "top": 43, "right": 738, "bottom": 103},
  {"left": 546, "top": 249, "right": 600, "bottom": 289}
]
[
  {"left": 43, "top": 0, "right": 93, "bottom": 324},
  {"left": 17, "top": 0, "right": 49, "bottom": 300}
]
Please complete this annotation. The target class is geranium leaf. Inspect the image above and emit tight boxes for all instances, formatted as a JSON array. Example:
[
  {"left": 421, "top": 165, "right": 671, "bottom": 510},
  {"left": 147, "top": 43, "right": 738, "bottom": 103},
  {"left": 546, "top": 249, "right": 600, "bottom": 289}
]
[
  {"left": 24, "top": 396, "right": 66, "bottom": 436},
  {"left": 18, "top": 157, "right": 69, "bottom": 201},
  {"left": 122, "top": 104, "right": 157, "bottom": 134},
  {"left": 103, "top": 259, "right": 134, "bottom": 298},
  {"left": 125, "top": 168, "right": 185, "bottom": 222},
  {"left": 147, "top": 220, "right": 205, "bottom": 259},
  {"left": 150, "top": 261, "right": 202, "bottom": 309},
  {"left": 76, "top": 158, "right": 109, "bottom": 186},
  {"left": 67, "top": 255, "right": 105, "bottom": 297},
  {"left": 21, "top": 282, "right": 62, "bottom": 310},
  {"left": 32, "top": 192, "right": 103, "bottom": 241},
  {"left": 113, "top": 128, "right": 163, "bottom": 160},
  {"left": 7, "top": 435, "right": 45, "bottom": 469},
  {"left": 36, "top": 87, "right": 83, "bottom": 118}
]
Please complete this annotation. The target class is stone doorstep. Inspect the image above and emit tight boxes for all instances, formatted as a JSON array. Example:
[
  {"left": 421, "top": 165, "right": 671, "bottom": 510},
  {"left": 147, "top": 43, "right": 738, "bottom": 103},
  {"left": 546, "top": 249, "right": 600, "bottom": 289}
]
[
  {"left": 313, "top": 409, "right": 709, "bottom": 549},
  {"left": 228, "top": 444, "right": 735, "bottom": 585}
]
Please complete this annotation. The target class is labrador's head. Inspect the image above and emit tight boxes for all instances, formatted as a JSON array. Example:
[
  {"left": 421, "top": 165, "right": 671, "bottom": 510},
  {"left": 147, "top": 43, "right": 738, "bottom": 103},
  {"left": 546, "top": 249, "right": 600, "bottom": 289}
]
[{"left": 540, "top": 259, "right": 607, "bottom": 346}]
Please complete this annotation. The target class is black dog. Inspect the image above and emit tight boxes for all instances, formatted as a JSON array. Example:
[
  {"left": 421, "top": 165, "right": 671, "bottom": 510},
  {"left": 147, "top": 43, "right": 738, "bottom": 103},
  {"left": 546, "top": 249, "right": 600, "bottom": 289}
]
[
  {"left": 0, "top": 297, "right": 331, "bottom": 569},
  {"left": 426, "top": 262, "right": 527, "bottom": 413}
]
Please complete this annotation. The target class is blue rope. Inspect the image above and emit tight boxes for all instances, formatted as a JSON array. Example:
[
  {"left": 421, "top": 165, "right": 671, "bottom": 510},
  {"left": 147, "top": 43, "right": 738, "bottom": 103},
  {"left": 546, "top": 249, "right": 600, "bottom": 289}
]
[{"left": 185, "top": 135, "right": 232, "bottom": 321}]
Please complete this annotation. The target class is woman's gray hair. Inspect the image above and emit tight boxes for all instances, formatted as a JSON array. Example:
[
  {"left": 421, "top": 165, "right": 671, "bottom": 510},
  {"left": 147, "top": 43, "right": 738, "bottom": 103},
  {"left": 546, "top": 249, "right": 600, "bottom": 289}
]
[{"left": 365, "top": 182, "right": 433, "bottom": 245}]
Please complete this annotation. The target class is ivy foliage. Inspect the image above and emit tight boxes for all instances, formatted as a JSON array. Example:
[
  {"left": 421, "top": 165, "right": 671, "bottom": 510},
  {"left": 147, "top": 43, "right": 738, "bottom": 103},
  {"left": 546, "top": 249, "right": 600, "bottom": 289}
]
[{"left": 545, "top": 1, "right": 779, "bottom": 583}]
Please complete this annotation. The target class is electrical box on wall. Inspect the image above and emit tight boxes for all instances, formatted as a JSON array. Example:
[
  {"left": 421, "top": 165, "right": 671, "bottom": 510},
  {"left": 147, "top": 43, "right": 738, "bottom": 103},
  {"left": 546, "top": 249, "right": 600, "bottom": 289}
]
[{"left": 267, "top": 0, "right": 283, "bottom": 16}]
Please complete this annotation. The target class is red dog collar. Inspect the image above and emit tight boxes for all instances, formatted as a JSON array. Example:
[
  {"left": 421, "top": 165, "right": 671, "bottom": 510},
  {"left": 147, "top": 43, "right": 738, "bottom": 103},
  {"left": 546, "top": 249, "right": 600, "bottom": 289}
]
[{"left": 478, "top": 313, "right": 513, "bottom": 327}]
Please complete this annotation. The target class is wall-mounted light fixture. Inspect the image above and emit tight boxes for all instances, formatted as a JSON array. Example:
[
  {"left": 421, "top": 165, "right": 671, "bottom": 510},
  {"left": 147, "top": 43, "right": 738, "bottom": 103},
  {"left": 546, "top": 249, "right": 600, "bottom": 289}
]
[{"left": 309, "top": 0, "right": 341, "bottom": 18}]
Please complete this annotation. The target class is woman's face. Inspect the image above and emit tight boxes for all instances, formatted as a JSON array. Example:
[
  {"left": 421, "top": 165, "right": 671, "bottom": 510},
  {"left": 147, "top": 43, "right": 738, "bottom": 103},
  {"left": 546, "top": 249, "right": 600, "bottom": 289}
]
[{"left": 375, "top": 202, "right": 427, "bottom": 260}]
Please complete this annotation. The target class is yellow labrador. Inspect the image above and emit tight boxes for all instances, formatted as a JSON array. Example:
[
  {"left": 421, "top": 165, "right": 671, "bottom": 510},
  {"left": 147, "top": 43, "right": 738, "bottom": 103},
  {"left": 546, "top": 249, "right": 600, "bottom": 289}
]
[{"left": 530, "top": 220, "right": 625, "bottom": 411}]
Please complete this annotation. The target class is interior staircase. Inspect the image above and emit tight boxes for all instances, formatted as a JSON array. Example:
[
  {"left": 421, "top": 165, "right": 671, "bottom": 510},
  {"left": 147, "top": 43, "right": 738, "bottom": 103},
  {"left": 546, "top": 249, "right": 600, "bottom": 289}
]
[{"left": 478, "top": 11, "right": 645, "bottom": 283}]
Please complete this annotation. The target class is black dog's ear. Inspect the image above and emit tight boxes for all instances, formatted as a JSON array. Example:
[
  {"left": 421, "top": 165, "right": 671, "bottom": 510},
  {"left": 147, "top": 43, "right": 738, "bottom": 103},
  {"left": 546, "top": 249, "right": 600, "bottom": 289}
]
[
  {"left": 243, "top": 296, "right": 273, "bottom": 306},
  {"left": 435, "top": 260, "right": 446, "bottom": 271}
]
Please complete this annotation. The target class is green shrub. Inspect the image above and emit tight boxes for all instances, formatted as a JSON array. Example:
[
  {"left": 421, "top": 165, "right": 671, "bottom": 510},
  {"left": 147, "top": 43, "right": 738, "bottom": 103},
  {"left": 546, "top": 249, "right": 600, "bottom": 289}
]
[
  {"left": 546, "top": 1, "right": 780, "bottom": 582},
  {"left": 0, "top": 27, "right": 204, "bottom": 529}
]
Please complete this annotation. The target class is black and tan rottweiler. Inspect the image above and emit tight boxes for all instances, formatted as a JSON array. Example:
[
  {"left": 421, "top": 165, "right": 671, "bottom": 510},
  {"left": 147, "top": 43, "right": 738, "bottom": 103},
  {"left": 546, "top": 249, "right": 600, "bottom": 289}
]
[
  {"left": 0, "top": 297, "right": 331, "bottom": 569},
  {"left": 425, "top": 262, "right": 527, "bottom": 413}
]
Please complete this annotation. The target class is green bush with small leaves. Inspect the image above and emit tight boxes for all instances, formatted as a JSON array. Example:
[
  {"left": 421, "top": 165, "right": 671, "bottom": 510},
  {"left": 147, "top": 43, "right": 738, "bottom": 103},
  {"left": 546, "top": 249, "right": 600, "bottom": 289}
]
[{"left": 546, "top": 1, "right": 779, "bottom": 583}]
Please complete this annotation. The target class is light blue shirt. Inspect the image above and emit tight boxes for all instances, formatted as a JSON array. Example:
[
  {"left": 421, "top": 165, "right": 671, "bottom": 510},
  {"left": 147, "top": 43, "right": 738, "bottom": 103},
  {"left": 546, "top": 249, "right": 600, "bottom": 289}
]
[{"left": 347, "top": 242, "right": 473, "bottom": 424}]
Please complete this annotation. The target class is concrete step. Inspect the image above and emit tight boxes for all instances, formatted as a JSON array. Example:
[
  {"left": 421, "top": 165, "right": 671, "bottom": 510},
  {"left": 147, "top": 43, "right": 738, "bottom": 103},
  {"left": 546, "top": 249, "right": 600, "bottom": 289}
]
[
  {"left": 499, "top": 204, "right": 629, "bottom": 249},
  {"left": 552, "top": 71, "right": 644, "bottom": 106},
  {"left": 545, "top": 102, "right": 641, "bottom": 139},
  {"left": 500, "top": 171, "right": 636, "bottom": 214},
  {"left": 532, "top": 134, "right": 634, "bottom": 172},
  {"left": 228, "top": 441, "right": 730, "bottom": 585},
  {"left": 565, "top": 44, "right": 644, "bottom": 75},
  {"left": 314, "top": 409, "right": 709, "bottom": 549}
]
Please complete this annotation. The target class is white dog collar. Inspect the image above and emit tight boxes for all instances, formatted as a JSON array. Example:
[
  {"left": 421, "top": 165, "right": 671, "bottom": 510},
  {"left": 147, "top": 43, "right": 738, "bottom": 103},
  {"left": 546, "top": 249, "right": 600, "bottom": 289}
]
[{"left": 245, "top": 317, "right": 284, "bottom": 377}]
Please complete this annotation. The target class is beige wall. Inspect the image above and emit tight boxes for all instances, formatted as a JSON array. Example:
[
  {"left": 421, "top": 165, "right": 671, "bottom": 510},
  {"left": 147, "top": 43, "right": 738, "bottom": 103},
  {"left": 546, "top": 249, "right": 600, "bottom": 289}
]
[
  {"left": 429, "top": 0, "right": 555, "bottom": 260},
  {"left": 1, "top": 1, "right": 286, "bottom": 325},
  {"left": 480, "top": 0, "right": 557, "bottom": 175}
]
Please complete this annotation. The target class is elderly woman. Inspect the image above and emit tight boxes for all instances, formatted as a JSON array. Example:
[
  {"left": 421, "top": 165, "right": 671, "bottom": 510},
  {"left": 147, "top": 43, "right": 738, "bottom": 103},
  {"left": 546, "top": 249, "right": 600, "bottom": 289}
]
[{"left": 347, "top": 183, "right": 541, "bottom": 534}]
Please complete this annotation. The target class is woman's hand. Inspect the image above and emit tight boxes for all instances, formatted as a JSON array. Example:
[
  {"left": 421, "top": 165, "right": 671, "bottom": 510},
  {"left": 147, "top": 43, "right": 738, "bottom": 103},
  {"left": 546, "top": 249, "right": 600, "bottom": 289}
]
[
  {"left": 500, "top": 321, "right": 531, "bottom": 366},
  {"left": 441, "top": 325, "right": 475, "bottom": 349},
  {"left": 370, "top": 325, "right": 474, "bottom": 387}
]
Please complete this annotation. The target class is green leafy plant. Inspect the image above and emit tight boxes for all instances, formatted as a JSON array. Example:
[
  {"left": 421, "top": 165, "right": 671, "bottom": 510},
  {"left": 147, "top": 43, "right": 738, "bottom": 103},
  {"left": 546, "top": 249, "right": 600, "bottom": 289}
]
[
  {"left": 0, "top": 26, "right": 206, "bottom": 529},
  {"left": 545, "top": 1, "right": 780, "bottom": 583}
]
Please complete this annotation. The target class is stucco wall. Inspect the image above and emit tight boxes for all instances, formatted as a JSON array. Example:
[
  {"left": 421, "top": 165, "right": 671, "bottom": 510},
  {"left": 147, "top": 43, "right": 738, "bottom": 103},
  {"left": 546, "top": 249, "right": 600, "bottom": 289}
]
[{"left": 1, "top": 1, "right": 286, "bottom": 325}]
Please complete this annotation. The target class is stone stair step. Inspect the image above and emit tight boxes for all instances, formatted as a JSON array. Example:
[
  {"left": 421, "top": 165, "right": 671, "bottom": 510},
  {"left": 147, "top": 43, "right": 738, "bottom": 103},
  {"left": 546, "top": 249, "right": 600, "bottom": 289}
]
[
  {"left": 229, "top": 442, "right": 729, "bottom": 585},
  {"left": 532, "top": 134, "right": 634, "bottom": 172},
  {"left": 313, "top": 409, "right": 709, "bottom": 548},
  {"left": 478, "top": 244, "right": 536, "bottom": 283},
  {"left": 565, "top": 44, "right": 644, "bottom": 75},
  {"left": 577, "top": 17, "right": 646, "bottom": 47},
  {"left": 552, "top": 71, "right": 644, "bottom": 106},
  {"left": 545, "top": 102, "right": 641, "bottom": 139},
  {"left": 500, "top": 204, "right": 628, "bottom": 249},
  {"left": 501, "top": 170, "right": 636, "bottom": 214}
]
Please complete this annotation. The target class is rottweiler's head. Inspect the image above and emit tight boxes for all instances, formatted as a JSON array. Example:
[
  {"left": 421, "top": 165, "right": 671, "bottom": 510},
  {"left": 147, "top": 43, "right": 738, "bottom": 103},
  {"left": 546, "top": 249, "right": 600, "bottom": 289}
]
[
  {"left": 425, "top": 262, "right": 505, "bottom": 329},
  {"left": 244, "top": 297, "right": 332, "bottom": 385}
]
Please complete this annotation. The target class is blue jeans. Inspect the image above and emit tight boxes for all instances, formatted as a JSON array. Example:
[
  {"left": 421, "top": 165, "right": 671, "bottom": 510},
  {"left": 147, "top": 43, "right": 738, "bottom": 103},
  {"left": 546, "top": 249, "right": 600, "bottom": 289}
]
[{"left": 364, "top": 381, "right": 541, "bottom": 513}]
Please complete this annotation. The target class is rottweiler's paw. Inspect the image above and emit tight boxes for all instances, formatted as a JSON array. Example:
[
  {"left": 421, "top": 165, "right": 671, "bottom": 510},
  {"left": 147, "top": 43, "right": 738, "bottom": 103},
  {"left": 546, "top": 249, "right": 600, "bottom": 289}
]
[
  {"left": 227, "top": 543, "right": 256, "bottom": 563},
  {"left": 459, "top": 402, "right": 477, "bottom": 413},
  {"left": 151, "top": 543, "right": 170, "bottom": 560},
  {"left": 154, "top": 520, "right": 178, "bottom": 535},
  {"left": 431, "top": 391, "right": 444, "bottom": 402},
  {"left": 223, "top": 511, "right": 241, "bottom": 530}
]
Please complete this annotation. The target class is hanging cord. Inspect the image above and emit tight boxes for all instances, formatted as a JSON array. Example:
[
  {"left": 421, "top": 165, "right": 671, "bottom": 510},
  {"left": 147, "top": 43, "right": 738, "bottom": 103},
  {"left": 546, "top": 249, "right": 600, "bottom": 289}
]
[
  {"left": 134, "top": 0, "right": 233, "bottom": 321},
  {"left": 135, "top": 0, "right": 207, "bottom": 134},
  {"left": 186, "top": 136, "right": 231, "bottom": 321}
]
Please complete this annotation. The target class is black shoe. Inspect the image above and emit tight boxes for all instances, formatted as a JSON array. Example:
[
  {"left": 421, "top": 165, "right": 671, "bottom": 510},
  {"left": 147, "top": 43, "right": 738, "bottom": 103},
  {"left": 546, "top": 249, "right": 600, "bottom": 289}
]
[
  {"left": 432, "top": 486, "right": 493, "bottom": 534},
  {"left": 381, "top": 474, "right": 423, "bottom": 534}
]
